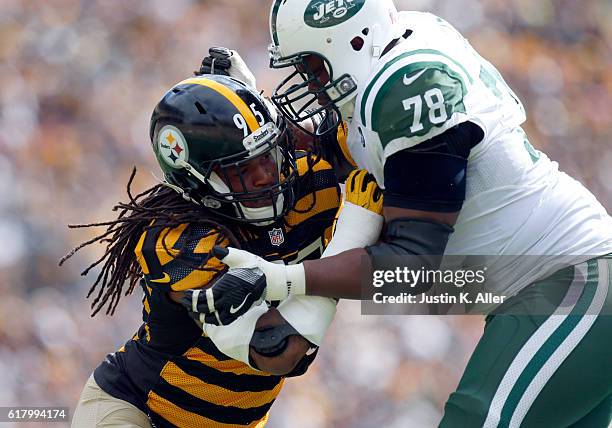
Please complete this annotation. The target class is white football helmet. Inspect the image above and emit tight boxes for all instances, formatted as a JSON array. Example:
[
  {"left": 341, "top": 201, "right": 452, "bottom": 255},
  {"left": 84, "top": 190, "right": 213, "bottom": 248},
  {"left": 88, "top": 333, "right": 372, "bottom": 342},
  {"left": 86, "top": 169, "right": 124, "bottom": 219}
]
[{"left": 269, "top": 0, "right": 402, "bottom": 130}]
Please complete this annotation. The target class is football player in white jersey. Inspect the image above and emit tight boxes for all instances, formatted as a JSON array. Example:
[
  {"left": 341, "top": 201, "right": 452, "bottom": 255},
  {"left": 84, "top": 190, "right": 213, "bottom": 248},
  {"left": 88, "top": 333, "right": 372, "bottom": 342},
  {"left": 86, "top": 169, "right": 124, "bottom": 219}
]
[{"left": 185, "top": 1, "right": 612, "bottom": 426}]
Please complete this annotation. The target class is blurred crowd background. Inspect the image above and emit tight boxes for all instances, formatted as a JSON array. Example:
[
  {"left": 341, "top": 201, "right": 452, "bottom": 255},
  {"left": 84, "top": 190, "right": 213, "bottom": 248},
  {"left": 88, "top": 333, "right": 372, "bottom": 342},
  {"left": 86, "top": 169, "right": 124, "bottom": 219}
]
[{"left": 0, "top": 0, "right": 610, "bottom": 426}]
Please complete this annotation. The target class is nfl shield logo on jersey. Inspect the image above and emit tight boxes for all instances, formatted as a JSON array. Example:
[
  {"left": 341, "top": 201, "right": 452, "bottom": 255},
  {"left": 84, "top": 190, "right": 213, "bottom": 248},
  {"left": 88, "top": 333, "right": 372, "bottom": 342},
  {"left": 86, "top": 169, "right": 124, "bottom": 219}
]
[{"left": 268, "top": 228, "right": 284, "bottom": 246}]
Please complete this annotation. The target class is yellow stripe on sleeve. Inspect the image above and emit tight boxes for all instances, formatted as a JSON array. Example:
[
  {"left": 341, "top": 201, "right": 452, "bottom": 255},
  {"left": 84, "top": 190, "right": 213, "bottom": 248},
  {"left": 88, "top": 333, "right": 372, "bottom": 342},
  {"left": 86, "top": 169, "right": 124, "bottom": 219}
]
[
  {"left": 336, "top": 121, "right": 356, "bottom": 167},
  {"left": 324, "top": 224, "right": 334, "bottom": 245},
  {"left": 156, "top": 224, "right": 189, "bottom": 266}
]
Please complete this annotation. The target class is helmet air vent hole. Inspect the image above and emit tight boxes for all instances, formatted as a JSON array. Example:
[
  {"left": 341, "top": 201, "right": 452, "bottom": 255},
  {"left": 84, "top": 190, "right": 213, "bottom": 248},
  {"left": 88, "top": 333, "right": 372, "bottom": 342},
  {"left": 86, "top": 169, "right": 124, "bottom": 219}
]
[
  {"left": 172, "top": 88, "right": 181, "bottom": 94},
  {"left": 362, "top": 28, "right": 369, "bottom": 36},
  {"left": 195, "top": 102, "right": 207, "bottom": 114},
  {"left": 350, "top": 36, "right": 364, "bottom": 51}
]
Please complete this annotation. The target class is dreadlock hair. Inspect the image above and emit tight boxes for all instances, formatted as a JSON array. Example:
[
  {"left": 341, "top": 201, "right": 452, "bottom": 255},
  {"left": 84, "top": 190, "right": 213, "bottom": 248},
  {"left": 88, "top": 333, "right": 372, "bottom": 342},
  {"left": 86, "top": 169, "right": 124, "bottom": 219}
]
[{"left": 60, "top": 167, "right": 241, "bottom": 317}]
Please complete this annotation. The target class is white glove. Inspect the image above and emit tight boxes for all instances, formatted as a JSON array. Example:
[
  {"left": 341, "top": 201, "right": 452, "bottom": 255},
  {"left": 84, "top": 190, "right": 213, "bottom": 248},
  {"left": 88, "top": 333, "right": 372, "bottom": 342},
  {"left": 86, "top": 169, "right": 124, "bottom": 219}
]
[
  {"left": 200, "top": 47, "right": 257, "bottom": 90},
  {"left": 217, "top": 247, "right": 306, "bottom": 301},
  {"left": 202, "top": 302, "right": 268, "bottom": 368},
  {"left": 228, "top": 50, "right": 257, "bottom": 89}
]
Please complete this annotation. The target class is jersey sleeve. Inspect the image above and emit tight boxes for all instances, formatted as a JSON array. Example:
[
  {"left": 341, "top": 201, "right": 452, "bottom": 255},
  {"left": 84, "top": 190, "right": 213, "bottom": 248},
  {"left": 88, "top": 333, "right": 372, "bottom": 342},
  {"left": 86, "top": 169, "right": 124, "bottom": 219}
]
[
  {"left": 135, "top": 222, "right": 229, "bottom": 292},
  {"left": 359, "top": 53, "right": 473, "bottom": 160},
  {"left": 288, "top": 154, "right": 341, "bottom": 251}
]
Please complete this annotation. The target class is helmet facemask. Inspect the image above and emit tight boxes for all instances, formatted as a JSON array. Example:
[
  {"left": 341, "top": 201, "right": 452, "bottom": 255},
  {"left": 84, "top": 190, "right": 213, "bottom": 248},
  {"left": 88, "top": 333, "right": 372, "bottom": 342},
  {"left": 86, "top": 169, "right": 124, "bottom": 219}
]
[
  {"left": 268, "top": 0, "right": 403, "bottom": 131},
  {"left": 188, "top": 120, "right": 296, "bottom": 226},
  {"left": 270, "top": 47, "right": 356, "bottom": 138}
]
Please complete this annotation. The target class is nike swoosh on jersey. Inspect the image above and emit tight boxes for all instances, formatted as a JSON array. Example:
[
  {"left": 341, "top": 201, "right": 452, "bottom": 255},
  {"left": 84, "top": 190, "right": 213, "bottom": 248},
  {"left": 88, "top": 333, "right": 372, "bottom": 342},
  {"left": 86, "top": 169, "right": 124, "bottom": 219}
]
[
  {"left": 230, "top": 293, "right": 252, "bottom": 314},
  {"left": 403, "top": 69, "right": 428, "bottom": 86},
  {"left": 150, "top": 272, "right": 171, "bottom": 284}
]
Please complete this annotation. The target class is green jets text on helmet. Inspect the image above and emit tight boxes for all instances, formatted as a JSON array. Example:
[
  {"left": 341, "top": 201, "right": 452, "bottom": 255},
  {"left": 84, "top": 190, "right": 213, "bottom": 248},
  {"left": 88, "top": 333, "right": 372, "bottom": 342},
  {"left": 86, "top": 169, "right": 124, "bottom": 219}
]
[{"left": 304, "top": 0, "right": 366, "bottom": 29}]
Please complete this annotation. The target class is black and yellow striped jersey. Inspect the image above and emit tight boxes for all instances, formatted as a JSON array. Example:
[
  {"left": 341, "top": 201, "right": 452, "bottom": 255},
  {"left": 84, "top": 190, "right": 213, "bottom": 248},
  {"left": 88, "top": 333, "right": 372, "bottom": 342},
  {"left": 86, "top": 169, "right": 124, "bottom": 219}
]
[{"left": 94, "top": 154, "right": 340, "bottom": 428}]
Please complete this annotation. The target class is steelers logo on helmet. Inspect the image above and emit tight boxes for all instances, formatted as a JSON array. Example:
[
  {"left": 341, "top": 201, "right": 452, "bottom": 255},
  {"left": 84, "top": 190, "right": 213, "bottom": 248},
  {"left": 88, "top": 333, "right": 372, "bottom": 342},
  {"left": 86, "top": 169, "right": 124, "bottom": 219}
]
[{"left": 158, "top": 125, "right": 189, "bottom": 169}]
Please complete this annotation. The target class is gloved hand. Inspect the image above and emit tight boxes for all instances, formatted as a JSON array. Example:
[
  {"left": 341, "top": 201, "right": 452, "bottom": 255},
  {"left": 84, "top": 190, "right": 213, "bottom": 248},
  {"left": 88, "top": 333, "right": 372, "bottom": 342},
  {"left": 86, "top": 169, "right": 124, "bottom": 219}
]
[
  {"left": 196, "top": 47, "right": 257, "bottom": 89},
  {"left": 179, "top": 246, "right": 305, "bottom": 325},
  {"left": 322, "top": 169, "right": 384, "bottom": 257},
  {"left": 345, "top": 169, "right": 383, "bottom": 214},
  {"left": 200, "top": 302, "right": 268, "bottom": 367},
  {"left": 180, "top": 263, "right": 266, "bottom": 326}
]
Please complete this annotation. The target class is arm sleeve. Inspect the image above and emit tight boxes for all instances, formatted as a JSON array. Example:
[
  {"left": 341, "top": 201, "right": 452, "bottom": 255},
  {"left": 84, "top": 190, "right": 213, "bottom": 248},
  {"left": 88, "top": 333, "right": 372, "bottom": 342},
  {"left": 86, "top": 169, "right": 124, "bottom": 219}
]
[
  {"left": 383, "top": 122, "right": 483, "bottom": 212},
  {"left": 366, "top": 218, "right": 454, "bottom": 295}
]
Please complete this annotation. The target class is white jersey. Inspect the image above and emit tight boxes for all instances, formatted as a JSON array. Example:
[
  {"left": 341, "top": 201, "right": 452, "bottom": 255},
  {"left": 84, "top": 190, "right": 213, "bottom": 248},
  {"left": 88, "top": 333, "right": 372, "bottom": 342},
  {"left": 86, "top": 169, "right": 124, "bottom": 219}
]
[{"left": 347, "top": 12, "right": 612, "bottom": 296}]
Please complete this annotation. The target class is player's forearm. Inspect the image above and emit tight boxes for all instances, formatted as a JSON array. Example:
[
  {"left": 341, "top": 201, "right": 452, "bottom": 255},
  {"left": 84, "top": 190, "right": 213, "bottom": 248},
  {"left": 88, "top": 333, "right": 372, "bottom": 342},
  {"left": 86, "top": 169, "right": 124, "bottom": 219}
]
[
  {"left": 250, "top": 307, "right": 314, "bottom": 376},
  {"left": 303, "top": 248, "right": 368, "bottom": 299},
  {"left": 250, "top": 336, "right": 310, "bottom": 376}
]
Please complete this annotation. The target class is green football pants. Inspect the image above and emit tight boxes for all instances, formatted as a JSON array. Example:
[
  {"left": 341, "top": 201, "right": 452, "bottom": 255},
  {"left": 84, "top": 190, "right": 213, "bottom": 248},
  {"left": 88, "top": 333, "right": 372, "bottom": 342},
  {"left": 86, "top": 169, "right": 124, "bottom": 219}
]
[{"left": 440, "top": 256, "right": 612, "bottom": 428}]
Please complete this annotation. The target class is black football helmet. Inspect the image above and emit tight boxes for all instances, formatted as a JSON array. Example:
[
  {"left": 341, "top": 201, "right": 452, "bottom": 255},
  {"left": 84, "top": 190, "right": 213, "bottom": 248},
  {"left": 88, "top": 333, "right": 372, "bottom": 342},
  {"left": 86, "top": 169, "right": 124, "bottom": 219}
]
[{"left": 150, "top": 75, "right": 297, "bottom": 224}]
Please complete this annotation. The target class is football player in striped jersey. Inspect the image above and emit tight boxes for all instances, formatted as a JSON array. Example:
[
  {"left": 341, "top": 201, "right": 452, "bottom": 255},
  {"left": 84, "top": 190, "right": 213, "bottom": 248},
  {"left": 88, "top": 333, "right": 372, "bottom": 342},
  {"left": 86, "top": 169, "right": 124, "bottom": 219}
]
[
  {"left": 192, "top": 1, "right": 612, "bottom": 426},
  {"left": 64, "top": 74, "right": 346, "bottom": 427}
]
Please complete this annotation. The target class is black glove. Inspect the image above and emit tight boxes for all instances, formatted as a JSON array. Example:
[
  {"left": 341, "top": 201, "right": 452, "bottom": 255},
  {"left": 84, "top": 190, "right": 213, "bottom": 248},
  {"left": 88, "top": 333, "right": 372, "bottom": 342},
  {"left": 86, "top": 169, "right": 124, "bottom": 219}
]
[
  {"left": 195, "top": 46, "right": 233, "bottom": 76},
  {"left": 180, "top": 266, "right": 266, "bottom": 325}
]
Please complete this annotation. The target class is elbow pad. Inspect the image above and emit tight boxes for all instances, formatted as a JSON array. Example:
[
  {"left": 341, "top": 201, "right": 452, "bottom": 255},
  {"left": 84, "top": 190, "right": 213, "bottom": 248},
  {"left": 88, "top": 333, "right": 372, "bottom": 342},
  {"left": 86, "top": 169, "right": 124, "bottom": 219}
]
[
  {"left": 250, "top": 323, "right": 300, "bottom": 358},
  {"left": 249, "top": 295, "right": 336, "bottom": 372},
  {"left": 366, "top": 218, "right": 454, "bottom": 294}
]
